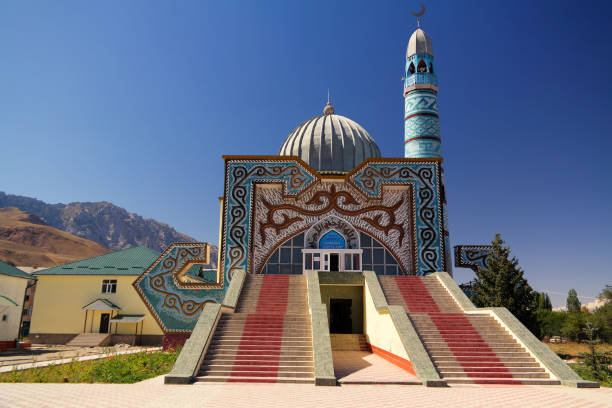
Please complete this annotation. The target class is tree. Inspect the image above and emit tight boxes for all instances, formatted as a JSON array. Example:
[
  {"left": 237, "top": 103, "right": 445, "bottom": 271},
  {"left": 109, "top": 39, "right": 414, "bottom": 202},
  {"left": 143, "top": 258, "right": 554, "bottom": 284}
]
[
  {"left": 535, "top": 310, "right": 566, "bottom": 339},
  {"left": 567, "top": 289, "right": 581, "bottom": 313},
  {"left": 578, "top": 322, "right": 612, "bottom": 380},
  {"left": 535, "top": 291, "right": 552, "bottom": 311},
  {"left": 561, "top": 311, "right": 586, "bottom": 341},
  {"left": 471, "top": 233, "right": 536, "bottom": 331},
  {"left": 599, "top": 285, "right": 612, "bottom": 302}
]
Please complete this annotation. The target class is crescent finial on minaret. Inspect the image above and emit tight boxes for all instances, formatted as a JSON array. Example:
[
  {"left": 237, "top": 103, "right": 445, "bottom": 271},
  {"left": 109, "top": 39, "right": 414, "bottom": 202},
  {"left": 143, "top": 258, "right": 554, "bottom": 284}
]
[{"left": 410, "top": 2, "right": 426, "bottom": 28}]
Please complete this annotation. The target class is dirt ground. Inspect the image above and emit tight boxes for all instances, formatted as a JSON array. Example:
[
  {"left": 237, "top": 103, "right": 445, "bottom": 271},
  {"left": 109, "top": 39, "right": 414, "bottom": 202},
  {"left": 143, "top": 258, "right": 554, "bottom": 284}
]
[{"left": 546, "top": 341, "right": 612, "bottom": 360}]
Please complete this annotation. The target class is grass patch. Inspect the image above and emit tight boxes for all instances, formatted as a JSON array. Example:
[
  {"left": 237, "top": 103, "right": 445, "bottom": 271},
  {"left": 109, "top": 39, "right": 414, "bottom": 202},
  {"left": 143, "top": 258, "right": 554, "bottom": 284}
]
[
  {"left": 544, "top": 340, "right": 612, "bottom": 387},
  {"left": 0, "top": 350, "right": 178, "bottom": 383},
  {"left": 570, "top": 364, "right": 612, "bottom": 387}
]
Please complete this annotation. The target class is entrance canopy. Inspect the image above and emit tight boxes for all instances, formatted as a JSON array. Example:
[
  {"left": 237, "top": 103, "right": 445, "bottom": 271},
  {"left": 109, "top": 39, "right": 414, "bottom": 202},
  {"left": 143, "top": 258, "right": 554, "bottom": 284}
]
[
  {"left": 82, "top": 298, "right": 121, "bottom": 311},
  {"left": 109, "top": 314, "right": 144, "bottom": 324}
]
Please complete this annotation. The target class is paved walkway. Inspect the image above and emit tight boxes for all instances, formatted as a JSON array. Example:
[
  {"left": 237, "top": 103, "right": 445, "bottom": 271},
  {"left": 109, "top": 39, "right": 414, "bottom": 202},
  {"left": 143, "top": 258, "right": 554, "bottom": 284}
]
[
  {"left": 333, "top": 351, "right": 421, "bottom": 384},
  {"left": 1, "top": 376, "right": 611, "bottom": 408}
]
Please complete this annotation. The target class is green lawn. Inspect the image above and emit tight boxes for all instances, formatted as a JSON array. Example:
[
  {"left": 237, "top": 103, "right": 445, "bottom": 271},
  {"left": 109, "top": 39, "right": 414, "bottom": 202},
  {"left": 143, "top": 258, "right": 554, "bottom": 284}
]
[
  {"left": 0, "top": 350, "right": 178, "bottom": 383},
  {"left": 570, "top": 364, "right": 612, "bottom": 387}
]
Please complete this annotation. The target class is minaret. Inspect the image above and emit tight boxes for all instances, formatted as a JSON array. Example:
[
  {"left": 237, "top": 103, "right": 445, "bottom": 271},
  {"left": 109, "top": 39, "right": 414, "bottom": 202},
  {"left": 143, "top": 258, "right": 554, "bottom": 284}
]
[
  {"left": 404, "top": 26, "right": 440, "bottom": 158},
  {"left": 403, "top": 12, "right": 452, "bottom": 274}
]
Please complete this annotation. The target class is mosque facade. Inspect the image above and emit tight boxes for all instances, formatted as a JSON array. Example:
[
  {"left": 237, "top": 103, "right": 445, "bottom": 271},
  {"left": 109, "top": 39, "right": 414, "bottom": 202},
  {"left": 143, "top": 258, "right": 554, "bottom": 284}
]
[{"left": 132, "top": 20, "right": 589, "bottom": 387}]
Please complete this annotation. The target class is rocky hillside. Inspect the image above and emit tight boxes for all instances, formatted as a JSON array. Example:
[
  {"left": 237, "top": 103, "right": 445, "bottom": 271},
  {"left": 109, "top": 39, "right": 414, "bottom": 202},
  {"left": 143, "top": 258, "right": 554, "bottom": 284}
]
[
  {"left": 0, "top": 192, "right": 217, "bottom": 266},
  {"left": 0, "top": 207, "right": 110, "bottom": 267}
]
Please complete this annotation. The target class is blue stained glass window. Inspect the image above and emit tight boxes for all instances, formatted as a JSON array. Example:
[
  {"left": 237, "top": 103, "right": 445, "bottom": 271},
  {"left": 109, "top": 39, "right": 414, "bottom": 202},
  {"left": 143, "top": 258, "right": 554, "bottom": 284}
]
[{"left": 318, "top": 230, "right": 346, "bottom": 249}]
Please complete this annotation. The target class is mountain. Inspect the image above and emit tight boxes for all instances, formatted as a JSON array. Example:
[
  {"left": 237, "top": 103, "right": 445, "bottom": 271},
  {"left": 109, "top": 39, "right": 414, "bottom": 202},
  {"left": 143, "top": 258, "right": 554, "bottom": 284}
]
[
  {"left": 0, "top": 207, "right": 110, "bottom": 267},
  {"left": 0, "top": 193, "right": 216, "bottom": 263}
]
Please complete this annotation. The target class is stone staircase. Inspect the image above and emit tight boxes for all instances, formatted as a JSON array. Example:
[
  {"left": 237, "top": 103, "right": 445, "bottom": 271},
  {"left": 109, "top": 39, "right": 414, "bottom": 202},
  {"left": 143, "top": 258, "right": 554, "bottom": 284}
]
[
  {"left": 379, "top": 276, "right": 559, "bottom": 385},
  {"left": 330, "top": 334, "right": 371, "bottom": 351},
  {"left": 66, "top": 333, "right": 111, "bottom": 347},
  {"left": 195, "top": 274, "right": 314, "bottom": 383}
]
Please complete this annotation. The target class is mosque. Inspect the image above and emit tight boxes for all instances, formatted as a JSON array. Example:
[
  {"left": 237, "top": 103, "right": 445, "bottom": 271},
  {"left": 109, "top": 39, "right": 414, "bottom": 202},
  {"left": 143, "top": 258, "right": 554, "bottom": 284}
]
[{"left": 131, "top": 15, "right": 593, "bottom": 387}]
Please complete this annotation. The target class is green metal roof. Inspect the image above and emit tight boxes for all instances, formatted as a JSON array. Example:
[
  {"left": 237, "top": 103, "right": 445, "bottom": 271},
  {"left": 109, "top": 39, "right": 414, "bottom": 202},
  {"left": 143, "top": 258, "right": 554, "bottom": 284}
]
[
  {"left": 0, "top": 260, "right": 33, "bottom": 280},
  {"left": 35, "top": 246, "right": 159, "bottom": 276}
]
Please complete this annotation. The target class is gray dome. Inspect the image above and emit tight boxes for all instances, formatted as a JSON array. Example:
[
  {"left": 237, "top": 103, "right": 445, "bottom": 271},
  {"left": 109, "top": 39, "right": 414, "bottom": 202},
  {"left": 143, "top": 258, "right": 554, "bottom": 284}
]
[
  {"left": 407, "top": 28, "right": 433, "bottom": 57},
  {"left": 279, "top": 104, "right": 381, "bottom": 173}
]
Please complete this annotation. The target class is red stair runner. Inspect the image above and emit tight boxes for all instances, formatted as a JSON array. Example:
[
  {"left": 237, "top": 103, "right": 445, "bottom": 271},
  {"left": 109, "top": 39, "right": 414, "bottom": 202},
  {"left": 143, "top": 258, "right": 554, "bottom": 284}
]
[
  {"left": 384, "top": 276, "right": 554, "bottom": 385},
  {"left": 197, "top": 274, "right": 313, "bottom": 384}
]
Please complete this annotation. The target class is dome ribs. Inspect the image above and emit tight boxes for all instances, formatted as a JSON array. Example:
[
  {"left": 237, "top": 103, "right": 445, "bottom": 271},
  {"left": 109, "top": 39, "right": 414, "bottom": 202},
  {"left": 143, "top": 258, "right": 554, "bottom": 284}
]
[{"left": 278, "top": 110, "right": 381, "bottom": 173}]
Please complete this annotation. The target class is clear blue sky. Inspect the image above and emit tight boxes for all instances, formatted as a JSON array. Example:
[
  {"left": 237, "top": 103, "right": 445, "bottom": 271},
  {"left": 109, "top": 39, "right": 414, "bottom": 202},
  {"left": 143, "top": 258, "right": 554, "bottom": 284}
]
[{"left": 1, "top": 1, "right": 611, "bottom": 307}]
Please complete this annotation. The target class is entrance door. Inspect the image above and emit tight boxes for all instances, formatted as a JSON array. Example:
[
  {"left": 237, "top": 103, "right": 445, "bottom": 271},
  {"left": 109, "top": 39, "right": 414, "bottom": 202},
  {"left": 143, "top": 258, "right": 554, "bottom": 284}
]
[
  {"left": 99, "top": 313, "right": 110, "bottom": 334},
  {"left": 330, "top": 253, "right": 339, "bottom": 272},
  {"left": 329, "top": 298, "right": 352, "bottom": 333}
]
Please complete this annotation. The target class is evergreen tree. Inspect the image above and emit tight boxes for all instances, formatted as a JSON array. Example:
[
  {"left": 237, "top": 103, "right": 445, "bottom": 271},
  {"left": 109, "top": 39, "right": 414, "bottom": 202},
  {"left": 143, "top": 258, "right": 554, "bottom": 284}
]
[
  {"left": 567, "top": 289, "right": 581, "bottom": 313},
  {"left": 471, "top": 233, "right": 536, "bottom": 330},
  {"left": 535, "top": 292, "right": 552, "bottom": 311}
]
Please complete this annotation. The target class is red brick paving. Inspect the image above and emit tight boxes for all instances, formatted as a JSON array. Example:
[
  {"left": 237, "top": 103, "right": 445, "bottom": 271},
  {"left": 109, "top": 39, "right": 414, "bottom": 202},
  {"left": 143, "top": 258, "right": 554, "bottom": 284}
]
[{"left": 1, "top": 376, "right": 611, "bottom": 408}]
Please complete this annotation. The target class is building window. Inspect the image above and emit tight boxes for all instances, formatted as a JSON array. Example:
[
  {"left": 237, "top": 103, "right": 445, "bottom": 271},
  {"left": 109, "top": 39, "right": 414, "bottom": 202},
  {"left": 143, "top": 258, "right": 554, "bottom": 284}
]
[
  {"left": 359, "top": 232, "right": 401, "bottom": 275},
  {"left": 408, "top": 62, "right": 416, "bottom": 75},
  {"left": 417, "top": 59, "right": 427, "bottom": 73},
  {"left": 22, "top": 308, "right": 28, "bottom": 316},
  {"left": 2, "top": 315, "right": 7, "bottom": 321},
  {"left": 24, "top": 294, "right": 30, "bottom": 301},
  {"left": 101, "top": 279, "right": 117, "bottom": 294},
  {"left": 262, "top": 233, "right": 305, "bottom": 274}
]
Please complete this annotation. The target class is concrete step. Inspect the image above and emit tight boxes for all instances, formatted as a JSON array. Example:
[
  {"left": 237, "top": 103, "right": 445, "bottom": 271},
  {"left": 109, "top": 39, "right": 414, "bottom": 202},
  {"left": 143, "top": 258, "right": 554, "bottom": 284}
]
[
  {"left": 444, "top": 378, "right": 560, "bottom": 385},
  {"left": 201, "top": 365, "right": 314, "bottom": 373},
  {"left": 199, "top": 368, "right": 314, "bottom": 378},
  {"left": 330, "top": 334, "right": 370, "bottom": 351},
  {"left": 66, "top": 333, "right": 110, "bottom": 347},
  {"left": 205, "top": 358, "right": 314, "bottom": 366},
  {"left": 425, "top": 345, "right": 525, "bottom": 352},
  {"left": 194, "top": 375, "right": 314, "bottom": 384},
  {"left": 441, "top": 371, "right": 550, "bottom": 379},
  {"left": 211, "top": 340, "right": 313, "bottom": 346},
  {"left": 436, "top": 361, "right": 542, "bottom": 368},
  {"left": 438, "top": 366, "right": 545, "bottom": 374},
  {"left": 207, "top": 346, "right": 313, "bottom": 353},
  {"left": 211, "top": 334, "right": 312, "bottom": 340},
  {"left": 430, "top": 351, "right": 532, "bottom": 358},
  {"left": 432, "top": 355, "right": 536, "bottom": 362},
  {"left": 415, "top": 329, "right": 509, "bottom": 335},
  {"left": 206, "top": 350, "right": 313, "bottom": 358}
]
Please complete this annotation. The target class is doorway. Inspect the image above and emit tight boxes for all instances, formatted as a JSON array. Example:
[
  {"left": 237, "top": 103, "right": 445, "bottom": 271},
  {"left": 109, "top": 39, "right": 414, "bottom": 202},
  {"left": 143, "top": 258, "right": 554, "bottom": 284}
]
[
  {"left": 330, "top": 253, "right": 339, "bottom": 271},
  {"left": 99, "top": 313, "right": 110, "bottom": 334},
  {"left": 330, "top": 298, "right": 352, "bottom": 333}
]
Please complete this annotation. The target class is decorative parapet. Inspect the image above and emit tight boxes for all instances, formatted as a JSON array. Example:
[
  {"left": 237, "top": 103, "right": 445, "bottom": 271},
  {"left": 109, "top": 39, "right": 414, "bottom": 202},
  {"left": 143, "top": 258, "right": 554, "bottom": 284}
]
[
  {"left": 133, "top": 242, "right": 225, "bottom": 333},
  {"left": 432, "top": 272, "right": 599, "bottom": 388},
  {"left": 221, "top": 269, "right": 246, "bottom": 311},
  {"left": 453, "top": 245, "right": 493, "bottom": 273},
  {"left": 363, "top": 271, "right": 445, "bottom": 387},
  {"left": 164, "top": 302, "right": 222, "bottom": 384},
  {"left": 305, "top": 270, "right": 336, "bottom": 386},
  {"left": 164, "top": 269, "right": 247, "bottom": 384}
]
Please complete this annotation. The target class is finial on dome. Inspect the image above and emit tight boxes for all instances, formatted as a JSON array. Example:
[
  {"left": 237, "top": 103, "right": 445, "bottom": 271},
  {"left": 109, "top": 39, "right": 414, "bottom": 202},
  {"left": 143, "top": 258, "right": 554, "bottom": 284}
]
[{"left": 323, "top": 89, "right": 335, "bottom": 115}]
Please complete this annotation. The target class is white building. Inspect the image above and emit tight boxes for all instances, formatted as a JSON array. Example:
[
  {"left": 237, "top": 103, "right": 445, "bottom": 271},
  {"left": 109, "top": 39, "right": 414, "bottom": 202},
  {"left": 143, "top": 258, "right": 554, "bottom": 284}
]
[{"left": 0, "top": 260, "right": 31, "bottom": 349}]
